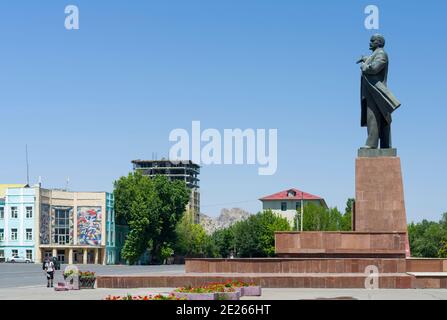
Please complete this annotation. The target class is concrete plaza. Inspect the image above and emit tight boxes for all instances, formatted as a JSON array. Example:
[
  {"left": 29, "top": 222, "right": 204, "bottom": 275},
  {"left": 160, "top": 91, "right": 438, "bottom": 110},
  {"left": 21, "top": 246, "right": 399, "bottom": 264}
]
[{"left": 0, "top": 263, "right": 184, "bottom": 288}]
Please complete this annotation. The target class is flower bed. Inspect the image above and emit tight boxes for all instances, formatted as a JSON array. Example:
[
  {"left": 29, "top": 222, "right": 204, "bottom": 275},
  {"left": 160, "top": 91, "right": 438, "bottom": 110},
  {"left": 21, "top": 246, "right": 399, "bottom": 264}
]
[
  {"left": 173, "top": 292, "right": 217, "bottom": 300},
  {"left": 173, "top": 283, "right": 244, "bottom": 300},
  {"left": 62, "top": 269, "right": 80, "bottom": 290},
  {"left": 173, "top": 286, "right": 218, "bottom": 300},
  {"left": 222, "top": 280, "right": 262, "bottom": 297},
  {"left": 79, "top": 271, "right": 96, "bottom": 289},
  {"left": 241, "top": 286, "right": 262, "bottom": 296},
  {"left": 104, "top": 280, "right": 262, "bottom": 301},
  {"left": 204, "top": 283, "right": 240, "bottom": 300},
  {"left": 62, "top": 270, "right": 96, "bottom": 289},
  {"left": 215, "top": 291, "right": 241, "bottom": 300},
  {"left": 105, "top": 294, "right": 186, "bottom": 301},
  {"left": 63, "top": 269, "right": 79, "bottom": 280}
]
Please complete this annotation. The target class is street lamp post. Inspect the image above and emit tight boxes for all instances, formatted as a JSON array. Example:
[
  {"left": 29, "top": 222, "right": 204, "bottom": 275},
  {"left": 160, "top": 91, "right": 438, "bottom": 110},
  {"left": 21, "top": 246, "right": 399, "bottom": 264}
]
[{"left": 300, "top": 192, "right": 304, "bottom": 232}]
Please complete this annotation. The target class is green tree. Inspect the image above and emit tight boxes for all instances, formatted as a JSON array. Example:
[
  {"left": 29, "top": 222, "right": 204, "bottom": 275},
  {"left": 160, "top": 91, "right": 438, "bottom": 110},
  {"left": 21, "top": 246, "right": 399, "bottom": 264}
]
[
  {"left": 293, "top": 201, "right": 352, "bottom": 232},
  {"left": 231, "top": 210, "right": 290, "bottom": 258},
  {"left": 257, "top": 209, "right": 292, "bottom": 256},
  {"left": 408, "top": 219, "right": 447, "bottom": 258},
  {"left": 211, "top": 227, "right": 236, "bottom": 258},
  {"left": 301, "top": 203, "right": 341, "bottom": 231},
  {"left": 114, "top": 172, "right": 189, "bottom": 264},
  {"left": 175, "top": 214, "right": 218, "bottom": 258},
  {"left": 160, "top": 245, "right": 174, "bottom": 264},
  {"left": 345, "top": 198, "right": 354, "bottom": 214},
  {"left": 438, "top": 239, "right": 447, "bottom": 258},
  {"left": 341, "top": 198, "right": 354, "bottom": 231}
]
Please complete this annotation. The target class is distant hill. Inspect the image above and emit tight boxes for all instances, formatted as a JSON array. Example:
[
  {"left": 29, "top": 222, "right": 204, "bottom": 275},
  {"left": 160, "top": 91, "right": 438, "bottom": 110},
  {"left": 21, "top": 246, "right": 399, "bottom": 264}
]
[{"left": 200, "top": 208, "right": 252, "bottom": 235}]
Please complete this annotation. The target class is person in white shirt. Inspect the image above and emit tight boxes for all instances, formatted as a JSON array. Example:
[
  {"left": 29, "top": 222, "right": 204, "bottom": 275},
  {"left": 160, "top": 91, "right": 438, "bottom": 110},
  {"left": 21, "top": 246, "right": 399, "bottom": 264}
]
[{"left": 43, "top": 257, "right": 55, "bottom": 288}]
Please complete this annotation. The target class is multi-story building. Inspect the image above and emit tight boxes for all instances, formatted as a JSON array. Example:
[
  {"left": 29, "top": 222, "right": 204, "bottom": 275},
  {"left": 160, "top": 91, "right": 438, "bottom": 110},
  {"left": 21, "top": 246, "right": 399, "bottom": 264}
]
[
  {"left": 37, "top": 188, "right": 115, "bottom": 265},
  {"left": 132, "top": 159, "right": 201, "bottom": 223},
  {"left": 260, "top": 188, "right": 328, "bottom": 226},
  {"left": 0, "top": 184, "right": 121, "bottom": 265},
  {"left": 0, "top": 184, "right": 35, "bottom": 262}
]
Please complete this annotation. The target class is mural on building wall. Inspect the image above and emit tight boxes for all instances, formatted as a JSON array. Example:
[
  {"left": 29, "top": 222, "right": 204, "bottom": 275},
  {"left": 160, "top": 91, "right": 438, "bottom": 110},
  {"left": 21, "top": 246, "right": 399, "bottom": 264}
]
[
  {"left": 77, "top": 207, "right": 102, "bottom": 246},
  {"left": 51, "top": 207, "right": 74, "bottom": 245},
  {"left": 39, "top": 204, "right": 50, "bottom": 244}
]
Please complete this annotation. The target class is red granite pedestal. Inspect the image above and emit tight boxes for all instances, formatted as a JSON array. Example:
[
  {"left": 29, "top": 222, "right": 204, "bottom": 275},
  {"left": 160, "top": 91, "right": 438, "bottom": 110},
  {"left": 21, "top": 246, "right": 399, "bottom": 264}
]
[
  {"left": 275, "top": 153, "right": 409, "bottom": 259},
  {"left": 354, "top": 156, "right": 407, "bottom": 233}
]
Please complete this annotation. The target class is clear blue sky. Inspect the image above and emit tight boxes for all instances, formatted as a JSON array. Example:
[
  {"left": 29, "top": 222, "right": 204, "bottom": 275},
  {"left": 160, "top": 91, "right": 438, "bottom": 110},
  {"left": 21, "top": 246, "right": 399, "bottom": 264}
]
[{"left": 0, "top": 1, "right": 446, "bottom": 222}]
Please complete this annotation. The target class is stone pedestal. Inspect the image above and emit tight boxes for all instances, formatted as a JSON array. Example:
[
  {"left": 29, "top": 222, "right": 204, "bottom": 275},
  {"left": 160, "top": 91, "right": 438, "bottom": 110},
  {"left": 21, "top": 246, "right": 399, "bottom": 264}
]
[
  {"left": 354, "top": 150, "right": 407, "bottom": 232},
  {"left": 275, "top": 231, "right": 406, "bottom": 258}
]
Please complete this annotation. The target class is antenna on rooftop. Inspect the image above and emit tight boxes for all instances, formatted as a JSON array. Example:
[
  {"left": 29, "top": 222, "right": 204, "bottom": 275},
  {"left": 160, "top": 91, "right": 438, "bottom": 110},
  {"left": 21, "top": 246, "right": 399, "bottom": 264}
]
[
  {"left": 25, "top": 144, "right": 30, "bottom": 186},
  {"left": 65, "top": 176, "right": 70, "bottom": 191}
]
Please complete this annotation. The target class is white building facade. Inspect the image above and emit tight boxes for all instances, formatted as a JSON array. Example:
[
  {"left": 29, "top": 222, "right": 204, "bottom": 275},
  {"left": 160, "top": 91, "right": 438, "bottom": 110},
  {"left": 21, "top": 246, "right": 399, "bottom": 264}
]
[{"left": 260, "top": 188, "right": 328, "bottom": 226}]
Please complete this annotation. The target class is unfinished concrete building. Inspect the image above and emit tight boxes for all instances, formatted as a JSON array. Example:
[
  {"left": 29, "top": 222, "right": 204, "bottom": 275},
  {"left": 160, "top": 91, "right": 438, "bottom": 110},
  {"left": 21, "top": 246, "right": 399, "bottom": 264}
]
[{"left": 131, "top": 159, "right": 200, "bottom": 223}]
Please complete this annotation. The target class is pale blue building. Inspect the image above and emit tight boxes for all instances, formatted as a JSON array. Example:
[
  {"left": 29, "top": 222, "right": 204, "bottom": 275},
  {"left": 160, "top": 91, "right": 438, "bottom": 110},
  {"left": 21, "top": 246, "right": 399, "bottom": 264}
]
[{"left": 0, "top": 186, "right": 37, "bottom": 262}]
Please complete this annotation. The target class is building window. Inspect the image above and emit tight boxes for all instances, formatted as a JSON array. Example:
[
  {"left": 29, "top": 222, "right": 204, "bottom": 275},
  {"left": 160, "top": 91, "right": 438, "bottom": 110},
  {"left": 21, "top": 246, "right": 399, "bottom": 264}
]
[
  {"left": 281, "top": 202, "right": 287, "bottom": 211},
  {"left": 0, "top": 207, "right": 4, "bottom": 219},
  {"left": 0, "top": 250, "right": 4, "bottom": 258},
  {"left": 26, "top": 229, "right": 33, "bottom": 241},
  {"left": 296, "top": 202, "right": 302, "bottom": 211},
  {"left": 11, "top": 229, "right": 18, "bottom": 241},
  {"left": 26, "top": 250, "right": 33, "bottom": 260},
  {"left": 11, "top": 207, "right": 18, "bottom": 219},
  {"left": 26, "top": 207, "right": 33, "bottom": 218},
  {"left": 12, "top": 249, "right": 18, "bottom": 257},
  {"left": 0, "top": 229, "right": 4, "bottom": 241},
  {"left": 54, "top": 208, "right": 70, "bottom": 245}
]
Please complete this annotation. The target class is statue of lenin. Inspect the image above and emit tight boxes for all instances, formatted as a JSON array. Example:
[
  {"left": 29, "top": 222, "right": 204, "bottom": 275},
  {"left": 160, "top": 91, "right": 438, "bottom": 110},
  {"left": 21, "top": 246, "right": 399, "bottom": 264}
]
[{"left": 358, "top": 34, "right": 401, "bottom": 149}]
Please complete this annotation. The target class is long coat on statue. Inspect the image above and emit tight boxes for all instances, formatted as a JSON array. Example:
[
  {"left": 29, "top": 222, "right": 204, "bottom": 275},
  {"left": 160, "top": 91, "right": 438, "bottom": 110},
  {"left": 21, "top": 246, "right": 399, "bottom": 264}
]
[{"left": 361, "top": 48, "right": 401, "bottom": 127}]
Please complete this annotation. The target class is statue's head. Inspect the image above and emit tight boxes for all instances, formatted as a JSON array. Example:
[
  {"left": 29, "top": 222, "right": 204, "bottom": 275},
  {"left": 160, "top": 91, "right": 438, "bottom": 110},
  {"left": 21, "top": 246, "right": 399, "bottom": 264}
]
[{"left": 369, "top": 34, "right": 385, "bottom": 50}]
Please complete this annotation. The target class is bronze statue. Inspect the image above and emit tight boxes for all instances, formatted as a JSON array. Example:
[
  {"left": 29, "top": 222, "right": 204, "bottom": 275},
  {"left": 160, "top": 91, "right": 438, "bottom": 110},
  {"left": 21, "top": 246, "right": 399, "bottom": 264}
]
[{"left": 357, "top": 34, "right": 401, "bottom": 149}]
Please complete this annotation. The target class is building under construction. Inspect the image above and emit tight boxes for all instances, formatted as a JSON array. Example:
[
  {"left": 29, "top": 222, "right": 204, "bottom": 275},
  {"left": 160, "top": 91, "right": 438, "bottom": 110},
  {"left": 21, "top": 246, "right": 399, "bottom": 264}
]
[{"left": 131, "top": 159, "right": 200, "bottom": 223}]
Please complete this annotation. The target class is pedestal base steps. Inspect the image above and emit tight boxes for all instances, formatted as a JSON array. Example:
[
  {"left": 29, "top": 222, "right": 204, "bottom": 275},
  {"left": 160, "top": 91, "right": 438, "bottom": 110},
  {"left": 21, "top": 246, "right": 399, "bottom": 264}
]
[
  {"left": 185, "top": 258, "right": 407, "bottom": 273},
  {"left": 95, "top": 258, "right": 447, "bottom": 289},
  {"left": 96, "top": 272, "right": 414, "bottom": 289}
]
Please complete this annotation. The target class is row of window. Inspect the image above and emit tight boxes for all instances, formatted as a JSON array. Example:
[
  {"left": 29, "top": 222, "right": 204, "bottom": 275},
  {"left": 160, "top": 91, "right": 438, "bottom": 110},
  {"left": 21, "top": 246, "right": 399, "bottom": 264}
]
[
  {"left": 1, "top": 206, "right": 115, "bottom": 222},
  {"left": 281, "top": 202, "right": 303, "bottom": 211},
  {"left": 0, "top": 206, "right": 33, "bottom": 219},
  {"left": 0, "top": 249, "right": 33, "bottom": 260},
  {"left": 0, "top": 228, "right": 33, "bottom": 241}
]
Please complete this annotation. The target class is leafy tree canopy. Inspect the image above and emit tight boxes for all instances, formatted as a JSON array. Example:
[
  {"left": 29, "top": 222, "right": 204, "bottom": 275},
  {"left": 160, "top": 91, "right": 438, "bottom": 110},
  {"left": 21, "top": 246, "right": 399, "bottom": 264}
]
[
  {"left": 211, "top": 210, "right": 290, "bottom": 258},
  {"left": 175, "top": 213, "right": 218, "bottom": 258},
  {"left": 294, "top": 202, "right": 352, "bottom": 231},
  {"left": 114, "top": 172, "right": 189, "bottom": 264}
]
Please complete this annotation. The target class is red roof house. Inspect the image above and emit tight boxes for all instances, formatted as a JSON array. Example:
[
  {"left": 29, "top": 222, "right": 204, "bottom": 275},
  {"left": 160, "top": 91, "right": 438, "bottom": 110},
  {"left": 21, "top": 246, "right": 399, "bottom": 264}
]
[{"left": 259, "top": 188, "right": 328, "bottom": 224}]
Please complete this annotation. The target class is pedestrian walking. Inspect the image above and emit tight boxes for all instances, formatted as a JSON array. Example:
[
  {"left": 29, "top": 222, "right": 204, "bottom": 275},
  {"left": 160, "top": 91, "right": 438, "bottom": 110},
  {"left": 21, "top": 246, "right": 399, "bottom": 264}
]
[{"left": 43, "top": 256, "right": 55, "bottom": 288}]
